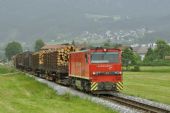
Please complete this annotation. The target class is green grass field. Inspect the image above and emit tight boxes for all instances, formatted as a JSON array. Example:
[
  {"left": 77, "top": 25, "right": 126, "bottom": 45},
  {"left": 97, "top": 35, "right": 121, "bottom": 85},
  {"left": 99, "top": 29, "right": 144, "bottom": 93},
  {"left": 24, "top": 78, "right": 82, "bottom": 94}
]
[
  {"left": 0, "top": 66, "right": 116, "bottom": 113},
  {"left": 123, "top": 66, "right": 170, "bottom": 105},
  {"left": 0, "top": 65, "right": 16, "bottom": 74}
]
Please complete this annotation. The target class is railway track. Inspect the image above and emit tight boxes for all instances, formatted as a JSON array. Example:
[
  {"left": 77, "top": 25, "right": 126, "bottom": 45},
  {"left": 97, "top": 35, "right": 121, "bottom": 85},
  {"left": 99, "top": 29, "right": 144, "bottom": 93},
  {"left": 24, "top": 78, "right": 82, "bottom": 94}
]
[
  {"left": 26, "top": 73, "right": 170, "bottom": 113},
  {"left": 102, "top": 95, "right": 170, "bottom": 113}
]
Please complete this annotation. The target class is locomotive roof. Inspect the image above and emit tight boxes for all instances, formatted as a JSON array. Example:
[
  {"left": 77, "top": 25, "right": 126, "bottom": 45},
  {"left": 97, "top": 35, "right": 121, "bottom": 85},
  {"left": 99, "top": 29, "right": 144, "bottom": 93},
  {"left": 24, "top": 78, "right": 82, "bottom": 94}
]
[{"left": 70, "top": 48, "right": 121, "bottom": 54}]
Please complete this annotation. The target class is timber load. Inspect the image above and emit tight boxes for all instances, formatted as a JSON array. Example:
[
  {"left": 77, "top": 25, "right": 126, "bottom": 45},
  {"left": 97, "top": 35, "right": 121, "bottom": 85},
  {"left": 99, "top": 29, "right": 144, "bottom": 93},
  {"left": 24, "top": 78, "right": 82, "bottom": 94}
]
[
  {"left": 43, "top": 44, "right": 77, "bottom": 73},
  {"left": 32, "top": 51, "right": 46, "bottom": 71}
]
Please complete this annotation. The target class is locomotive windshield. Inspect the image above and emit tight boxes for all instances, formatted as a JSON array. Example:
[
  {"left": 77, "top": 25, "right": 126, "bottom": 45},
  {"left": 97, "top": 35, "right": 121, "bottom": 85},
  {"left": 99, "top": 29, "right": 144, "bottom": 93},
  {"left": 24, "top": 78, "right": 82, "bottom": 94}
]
[{"left": 91, "top": 52, "right": 119, "bottom": 63}]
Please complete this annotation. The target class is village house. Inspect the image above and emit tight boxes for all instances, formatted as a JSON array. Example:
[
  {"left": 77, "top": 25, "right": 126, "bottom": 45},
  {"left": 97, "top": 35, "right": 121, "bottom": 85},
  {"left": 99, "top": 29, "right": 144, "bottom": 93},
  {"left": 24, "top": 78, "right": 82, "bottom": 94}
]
[{"left": 132, "top": 46, "right": 149, "bottom": 61}]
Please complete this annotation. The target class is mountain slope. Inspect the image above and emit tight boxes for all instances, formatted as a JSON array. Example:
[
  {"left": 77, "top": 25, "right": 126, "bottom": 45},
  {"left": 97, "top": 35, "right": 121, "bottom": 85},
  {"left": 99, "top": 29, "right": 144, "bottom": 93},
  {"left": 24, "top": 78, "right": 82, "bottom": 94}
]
[{"left": 0, "top": 0, "right": 170, "bottom": 44}]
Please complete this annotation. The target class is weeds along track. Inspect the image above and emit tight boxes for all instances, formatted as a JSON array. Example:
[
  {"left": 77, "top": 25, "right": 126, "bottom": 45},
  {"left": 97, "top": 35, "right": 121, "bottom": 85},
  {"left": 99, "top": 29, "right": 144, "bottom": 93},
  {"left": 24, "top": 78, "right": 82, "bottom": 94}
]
[{"left": 102, "top": 95, "right": 170, "bottom": 113}]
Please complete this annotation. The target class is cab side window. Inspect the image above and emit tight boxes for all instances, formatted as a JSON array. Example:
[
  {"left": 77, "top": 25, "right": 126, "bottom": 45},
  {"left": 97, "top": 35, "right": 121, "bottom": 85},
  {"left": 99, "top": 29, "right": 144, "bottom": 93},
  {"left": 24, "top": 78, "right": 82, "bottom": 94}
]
[{"left": 85, "top": 54, "right": 88, "bottom": 63}]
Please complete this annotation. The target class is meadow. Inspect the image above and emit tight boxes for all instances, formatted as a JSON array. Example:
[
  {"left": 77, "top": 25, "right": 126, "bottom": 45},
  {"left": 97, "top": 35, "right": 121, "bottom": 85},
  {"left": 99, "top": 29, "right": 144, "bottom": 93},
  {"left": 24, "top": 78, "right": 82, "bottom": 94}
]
[
  {"left": 123, "top": 66, "right": 170, "bottom": 105},
  {"left": 0, "top": 65, "right": 116, "bottom": 113},
  {"left": 1, "top": 64, "right": 170, "bottom": 113}
]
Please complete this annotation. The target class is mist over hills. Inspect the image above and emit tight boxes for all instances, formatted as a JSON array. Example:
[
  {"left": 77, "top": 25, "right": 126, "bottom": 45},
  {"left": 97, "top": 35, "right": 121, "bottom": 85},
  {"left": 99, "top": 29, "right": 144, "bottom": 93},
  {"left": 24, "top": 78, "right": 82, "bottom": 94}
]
[{"left": 0, "top": 0, "right": 170, "bottom": 46}]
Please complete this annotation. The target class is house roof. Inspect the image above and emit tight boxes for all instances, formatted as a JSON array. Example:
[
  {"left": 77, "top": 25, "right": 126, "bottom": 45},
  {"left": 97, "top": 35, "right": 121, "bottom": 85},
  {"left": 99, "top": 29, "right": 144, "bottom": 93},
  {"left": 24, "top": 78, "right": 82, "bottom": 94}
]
[
  {"left": 165, "top": 56, "right": 170, "bottom": 60},
  {"left": 132, "top": 46, "right": 148, "bottom": 54}
]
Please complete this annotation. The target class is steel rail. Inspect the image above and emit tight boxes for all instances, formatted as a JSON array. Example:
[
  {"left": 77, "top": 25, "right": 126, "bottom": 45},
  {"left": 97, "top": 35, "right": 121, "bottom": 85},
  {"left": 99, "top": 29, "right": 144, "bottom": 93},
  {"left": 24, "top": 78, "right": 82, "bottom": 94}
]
[{"left": 102, "top": 95, "right": 170, "bottom": 113}]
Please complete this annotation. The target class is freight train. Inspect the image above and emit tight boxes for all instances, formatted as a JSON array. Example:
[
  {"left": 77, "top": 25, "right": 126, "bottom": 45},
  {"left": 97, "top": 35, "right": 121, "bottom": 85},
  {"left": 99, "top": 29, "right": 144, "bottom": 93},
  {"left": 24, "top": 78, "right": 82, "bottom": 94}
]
[{"left": 12, "top": 44, "right": 123, "bottom": 94}]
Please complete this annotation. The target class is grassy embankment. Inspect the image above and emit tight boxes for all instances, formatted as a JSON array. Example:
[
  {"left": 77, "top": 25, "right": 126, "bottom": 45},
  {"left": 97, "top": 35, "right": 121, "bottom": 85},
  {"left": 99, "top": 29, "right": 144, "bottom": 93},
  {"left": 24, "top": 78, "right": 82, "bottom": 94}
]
[
  {"left": 0, "top": 65, "right": 16, "bottom": 74},
  {"left": 123, "top": 66, "right": 170, "bottom": 105},
  {"left": 0, "top": 65, "right": 116, "bottom": 113}
]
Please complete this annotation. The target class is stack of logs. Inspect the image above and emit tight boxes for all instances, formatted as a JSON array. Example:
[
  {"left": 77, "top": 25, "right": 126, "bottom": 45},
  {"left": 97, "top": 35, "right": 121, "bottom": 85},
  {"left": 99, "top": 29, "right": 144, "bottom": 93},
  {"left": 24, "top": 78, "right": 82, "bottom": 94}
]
[
  {"left": 53, "top": 45, "right": 76, "bottom": 66},
  {"left": 55, "top": 45, "right": 75, "bottom": 66},
  {"left": 32, "top": 52, "right": 40, "bottom": 70},
  {"left": 44, "top": 44, "right": 77, "bottom": 71}
]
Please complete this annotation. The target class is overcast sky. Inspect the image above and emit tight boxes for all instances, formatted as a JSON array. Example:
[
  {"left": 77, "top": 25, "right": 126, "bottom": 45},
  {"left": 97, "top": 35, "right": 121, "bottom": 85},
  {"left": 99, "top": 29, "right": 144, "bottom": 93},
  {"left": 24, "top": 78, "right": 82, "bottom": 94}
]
[{"left": 0, "top": 0, "right": 170, "bottom": 43}]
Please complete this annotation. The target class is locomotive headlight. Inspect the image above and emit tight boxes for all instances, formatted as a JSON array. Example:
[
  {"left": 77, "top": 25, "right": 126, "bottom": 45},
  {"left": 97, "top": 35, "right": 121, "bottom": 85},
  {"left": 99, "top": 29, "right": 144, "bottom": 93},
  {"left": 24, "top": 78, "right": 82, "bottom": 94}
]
[
  {"left": 92, "top": 72, "right": 96, "bottom": 75},
  {"left": 114, "top": 71, "right": 121, "bottom": 75},
  {"left": 116, "top": 71, "right": 122, "bottom": 75}
]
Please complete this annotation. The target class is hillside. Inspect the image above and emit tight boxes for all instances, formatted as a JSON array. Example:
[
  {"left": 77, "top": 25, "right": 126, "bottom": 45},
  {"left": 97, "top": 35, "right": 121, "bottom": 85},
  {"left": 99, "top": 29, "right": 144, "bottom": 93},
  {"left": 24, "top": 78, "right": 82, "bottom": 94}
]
[{"left": 0, "top": 0, "right": 170, "bottom": 45}]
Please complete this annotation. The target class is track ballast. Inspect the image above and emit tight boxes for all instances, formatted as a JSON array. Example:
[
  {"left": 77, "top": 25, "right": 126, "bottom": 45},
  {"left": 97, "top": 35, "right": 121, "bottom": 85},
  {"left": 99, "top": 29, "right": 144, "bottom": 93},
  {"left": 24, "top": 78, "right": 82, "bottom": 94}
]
[{"left": 102, "top": 95, "right": 170, "bottom": 113}]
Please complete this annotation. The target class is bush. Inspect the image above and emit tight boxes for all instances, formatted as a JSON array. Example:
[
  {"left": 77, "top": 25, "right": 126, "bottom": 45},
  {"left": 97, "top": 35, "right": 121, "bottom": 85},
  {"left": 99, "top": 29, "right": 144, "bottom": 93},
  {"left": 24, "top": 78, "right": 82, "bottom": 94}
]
[{"left": 131, "top": 65, "right": 140, "bottom": 72}]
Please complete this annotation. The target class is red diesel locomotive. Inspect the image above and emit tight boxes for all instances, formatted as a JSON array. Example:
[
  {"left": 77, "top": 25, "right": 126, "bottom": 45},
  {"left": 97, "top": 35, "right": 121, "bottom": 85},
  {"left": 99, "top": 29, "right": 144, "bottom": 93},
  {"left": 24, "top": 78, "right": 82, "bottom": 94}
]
[{"left": 69, "top": 48, "right": 123, "bottom": 94}]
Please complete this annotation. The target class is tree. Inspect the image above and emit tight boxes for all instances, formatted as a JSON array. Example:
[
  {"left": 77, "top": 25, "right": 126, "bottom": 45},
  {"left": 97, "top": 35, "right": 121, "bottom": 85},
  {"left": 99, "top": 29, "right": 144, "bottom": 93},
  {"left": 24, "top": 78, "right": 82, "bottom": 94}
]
[
  {"left": 71, "top": 40, "right": 75, "bottom": 46},
  {"left": 122, "top": 48, "right": 138, "bottom": 70},
  {"left": 103, "top": 39, "right": 111, "bottom": 48},
  {"left": 155, "top": 40, "right": 170, "bottom": 60},
  {"left": 142, "top": 40, "right": 170, "bottom": 66},
  {"left": 114, "top": 43, "right": 122, "bottom": 49},
  {"left": 34, "top": 39, "right": 45, "bottom": 51},
  {"left": 143, "top": 48, "right": 155, "bottom": 63},
  {"left": 5, "top": 41, "right": 23, "bottom": 60}
]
